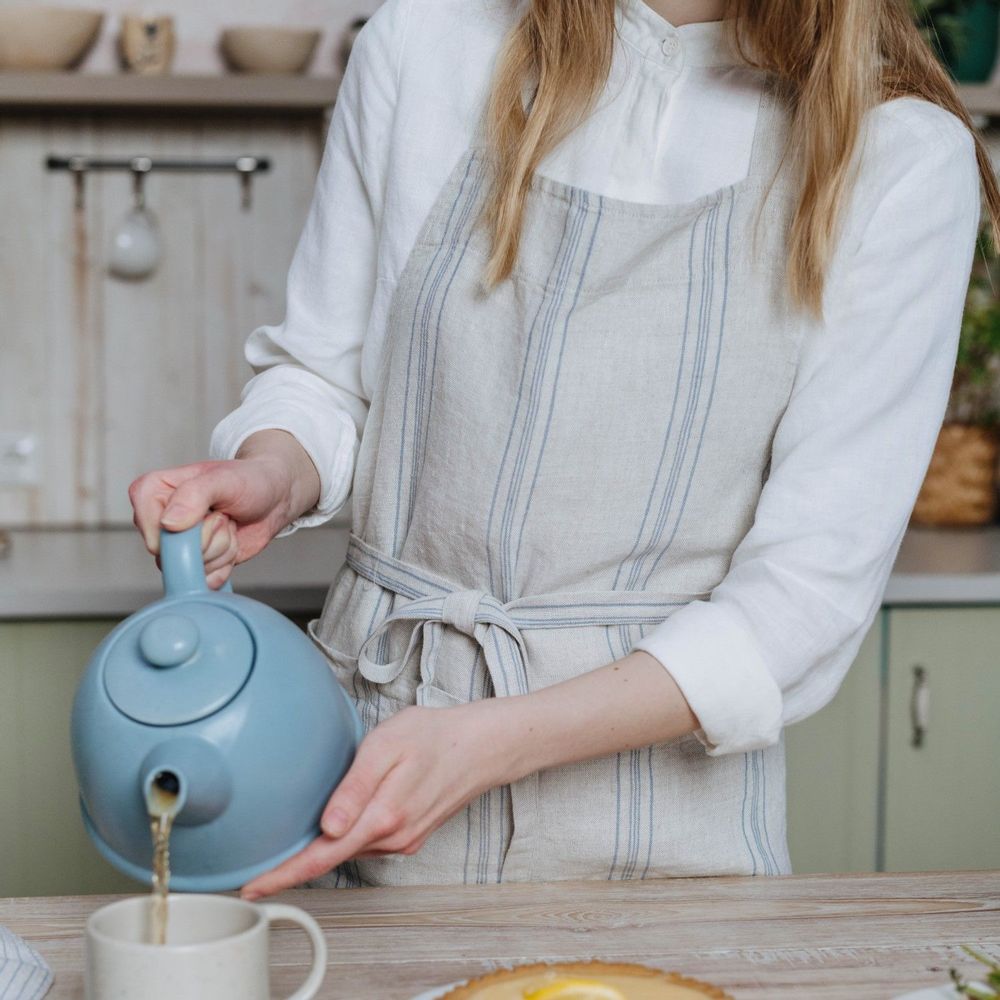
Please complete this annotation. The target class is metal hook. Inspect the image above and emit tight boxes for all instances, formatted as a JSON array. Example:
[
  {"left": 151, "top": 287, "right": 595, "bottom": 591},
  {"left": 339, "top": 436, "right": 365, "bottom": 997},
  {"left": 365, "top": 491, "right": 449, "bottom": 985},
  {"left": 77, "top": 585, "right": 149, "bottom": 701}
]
[
  {"left": 68, "top": 155, "right": 87, "bottom": 210},
  {"left": 130, "top": 155, "right": 153, "bottom": 211},
  {"left": 235, "top": 155, "right": 258, "bottom": 210}
]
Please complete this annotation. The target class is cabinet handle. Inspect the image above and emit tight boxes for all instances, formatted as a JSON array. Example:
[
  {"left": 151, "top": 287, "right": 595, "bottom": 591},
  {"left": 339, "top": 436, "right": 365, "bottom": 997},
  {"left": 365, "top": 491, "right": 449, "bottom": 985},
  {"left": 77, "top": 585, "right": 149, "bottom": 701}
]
[{"left": 910, "top": 664, "right": 930, "bottom": 748}]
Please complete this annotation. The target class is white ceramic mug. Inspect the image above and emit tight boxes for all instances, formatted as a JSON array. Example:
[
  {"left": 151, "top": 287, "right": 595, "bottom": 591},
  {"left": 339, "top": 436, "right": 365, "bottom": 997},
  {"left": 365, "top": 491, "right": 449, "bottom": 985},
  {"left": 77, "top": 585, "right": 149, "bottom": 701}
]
[{"left": 85, "top": 894, "right": 327, "bottom": 1000}]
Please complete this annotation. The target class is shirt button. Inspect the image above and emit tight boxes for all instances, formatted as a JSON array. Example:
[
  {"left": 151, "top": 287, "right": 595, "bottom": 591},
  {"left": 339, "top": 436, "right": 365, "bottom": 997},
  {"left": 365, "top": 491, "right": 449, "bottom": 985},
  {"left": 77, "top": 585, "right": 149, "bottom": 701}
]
[{"left": 660, "top": 35, "right": 680, "bottom": 58}]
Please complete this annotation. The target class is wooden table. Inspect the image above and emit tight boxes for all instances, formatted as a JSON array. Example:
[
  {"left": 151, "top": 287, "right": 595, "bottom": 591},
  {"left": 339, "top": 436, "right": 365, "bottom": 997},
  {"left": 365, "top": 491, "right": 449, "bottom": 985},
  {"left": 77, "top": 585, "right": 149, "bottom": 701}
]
[{"left": 2, "top": 872, "right": 997, "bottom": 999}]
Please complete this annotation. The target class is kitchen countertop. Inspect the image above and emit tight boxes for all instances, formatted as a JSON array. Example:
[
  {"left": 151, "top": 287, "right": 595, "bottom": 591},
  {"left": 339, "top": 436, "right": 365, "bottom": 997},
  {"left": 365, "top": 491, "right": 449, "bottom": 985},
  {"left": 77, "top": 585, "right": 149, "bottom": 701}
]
[
  {"left": 1, "top": 871, "right": 997, "bottom": 998},
  {"left": 0, "top": 520, "right": 350, "bottom": 620},
  {"left": 885, "top": 524, "right": 1000, "bottom": 604},
  {"left": 4, "top": 521, "right": 1000, "bottom": 619}
]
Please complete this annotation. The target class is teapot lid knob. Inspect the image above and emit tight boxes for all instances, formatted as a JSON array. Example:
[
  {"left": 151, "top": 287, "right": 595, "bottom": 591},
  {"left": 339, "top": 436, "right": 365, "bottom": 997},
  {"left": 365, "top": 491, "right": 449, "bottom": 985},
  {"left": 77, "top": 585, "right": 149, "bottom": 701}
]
[
  {"left": 139, "top": 614, "right": 200, "bottom": 668},
  {"left": 105, "top": 602, "right": 254, "bottom": 726}
]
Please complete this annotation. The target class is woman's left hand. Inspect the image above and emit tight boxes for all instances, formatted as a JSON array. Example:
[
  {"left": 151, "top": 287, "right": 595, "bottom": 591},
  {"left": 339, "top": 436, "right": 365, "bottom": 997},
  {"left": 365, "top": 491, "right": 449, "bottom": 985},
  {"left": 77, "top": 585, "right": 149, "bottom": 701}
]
[
  {"left": 240, "top": 700, "right": 513, "bottom": 899},
  {"left": 240, "top": 649, "right": 698, "bottom": 899}
]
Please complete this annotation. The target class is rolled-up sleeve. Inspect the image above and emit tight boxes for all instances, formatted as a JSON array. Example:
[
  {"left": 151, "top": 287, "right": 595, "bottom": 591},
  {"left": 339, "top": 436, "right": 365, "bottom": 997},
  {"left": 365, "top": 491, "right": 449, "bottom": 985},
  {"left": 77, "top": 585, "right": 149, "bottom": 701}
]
[
  {"left": 631, "top": 99, "right": 983, "bottom": 756},
  {"left": 210, "top": 1, "right": 409, "bottom": 534}
]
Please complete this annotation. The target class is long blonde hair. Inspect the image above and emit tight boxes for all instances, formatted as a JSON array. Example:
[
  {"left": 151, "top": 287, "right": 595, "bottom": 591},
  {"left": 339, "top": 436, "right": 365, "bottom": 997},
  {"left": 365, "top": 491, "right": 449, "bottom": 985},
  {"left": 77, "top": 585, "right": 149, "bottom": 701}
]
[{"left": 479, "top": 0, "right": 1000, "bottom": 318}]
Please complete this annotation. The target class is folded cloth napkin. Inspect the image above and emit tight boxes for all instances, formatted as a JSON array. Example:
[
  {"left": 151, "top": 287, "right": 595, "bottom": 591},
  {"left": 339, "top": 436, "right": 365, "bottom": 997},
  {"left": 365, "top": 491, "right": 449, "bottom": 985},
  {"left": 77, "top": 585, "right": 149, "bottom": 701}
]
[{"left": 0, "top": 926, "right": 53, "bottom": 1000}]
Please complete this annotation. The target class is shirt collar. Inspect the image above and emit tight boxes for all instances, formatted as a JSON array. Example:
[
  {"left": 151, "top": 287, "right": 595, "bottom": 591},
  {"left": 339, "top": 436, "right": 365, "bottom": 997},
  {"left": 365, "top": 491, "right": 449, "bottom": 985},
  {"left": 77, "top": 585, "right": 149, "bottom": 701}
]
[{"left": 615, "top": 0, "right": 740, "bottom": 68}]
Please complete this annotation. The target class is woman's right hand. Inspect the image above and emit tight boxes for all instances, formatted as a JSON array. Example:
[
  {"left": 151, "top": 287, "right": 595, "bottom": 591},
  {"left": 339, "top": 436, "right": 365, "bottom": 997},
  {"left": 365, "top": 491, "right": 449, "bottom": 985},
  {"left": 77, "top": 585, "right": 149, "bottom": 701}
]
[{"left": 128, "top": 430, "right": 322, "bottom": 589}]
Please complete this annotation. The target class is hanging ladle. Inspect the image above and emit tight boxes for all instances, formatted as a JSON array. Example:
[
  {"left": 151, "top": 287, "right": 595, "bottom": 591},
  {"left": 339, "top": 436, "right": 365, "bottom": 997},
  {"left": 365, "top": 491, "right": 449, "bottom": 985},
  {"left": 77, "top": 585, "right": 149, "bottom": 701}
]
[{"left": 108, "top": 156, "right": 162, "bottom": 280}]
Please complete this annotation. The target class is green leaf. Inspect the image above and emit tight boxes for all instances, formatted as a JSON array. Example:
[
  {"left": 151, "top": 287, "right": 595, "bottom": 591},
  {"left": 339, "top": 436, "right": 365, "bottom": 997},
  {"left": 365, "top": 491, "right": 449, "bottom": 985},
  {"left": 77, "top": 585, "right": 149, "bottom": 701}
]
[
  {"left": 950, "top": 946, "right": 1000, "bottom": 998},
  {"left": 951, "top": 223, "right": 1000, "bottom": 425}
]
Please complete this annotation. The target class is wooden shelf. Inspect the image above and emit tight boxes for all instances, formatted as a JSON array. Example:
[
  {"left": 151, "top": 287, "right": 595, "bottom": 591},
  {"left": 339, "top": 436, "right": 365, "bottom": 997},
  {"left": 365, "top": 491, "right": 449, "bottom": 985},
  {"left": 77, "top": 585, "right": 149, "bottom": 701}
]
[
  {"left": 0, "top": 72, "right": 338, "bottom": 114},
  {"left": 1, "top": 72, "right": 991, "bottom": 120}
]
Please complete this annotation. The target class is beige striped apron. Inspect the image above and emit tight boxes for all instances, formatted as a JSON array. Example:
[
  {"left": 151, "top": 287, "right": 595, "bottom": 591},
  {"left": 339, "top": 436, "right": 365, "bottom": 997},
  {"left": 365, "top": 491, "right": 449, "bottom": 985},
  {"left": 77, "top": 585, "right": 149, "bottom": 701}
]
[{"left": 308, "top": 78, "right": 804, "bottom": 887}]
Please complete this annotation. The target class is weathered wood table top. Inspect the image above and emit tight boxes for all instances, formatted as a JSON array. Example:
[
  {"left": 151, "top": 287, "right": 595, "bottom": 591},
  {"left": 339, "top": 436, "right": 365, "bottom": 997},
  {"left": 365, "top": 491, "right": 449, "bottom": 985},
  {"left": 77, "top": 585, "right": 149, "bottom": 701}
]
[{"left": 2, "top": 871, "right": 997, "bottom": 999}]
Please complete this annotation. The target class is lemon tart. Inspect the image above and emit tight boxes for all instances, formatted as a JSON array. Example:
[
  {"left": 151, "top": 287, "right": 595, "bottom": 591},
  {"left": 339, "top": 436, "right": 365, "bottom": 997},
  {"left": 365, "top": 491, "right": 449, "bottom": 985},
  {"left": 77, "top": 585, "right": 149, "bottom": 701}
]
[{"left": 438, "top": 961, "right": 732, "bottom": 999}]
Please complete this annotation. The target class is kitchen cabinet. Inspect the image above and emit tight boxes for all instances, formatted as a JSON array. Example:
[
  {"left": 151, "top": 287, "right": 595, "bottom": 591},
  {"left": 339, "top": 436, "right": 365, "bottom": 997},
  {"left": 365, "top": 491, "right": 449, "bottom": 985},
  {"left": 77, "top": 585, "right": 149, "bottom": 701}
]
[
  {"left": 9, "top": 609, "right": 884, "bottom": 893},
  {"left": 785, "top": 618, "right": 882, "bottom": 874},
  {"left": 883, "top": 607, "right": 1000, "bottom": 872},
  {"left": 787, "top": 605, "right": 1000, "bottom": 875},
  {"left": 2, "top": 604, "right": 999, "bottom": 895},
  {"left": 0, "top": 621, "right": 137, "bottom": 896}
]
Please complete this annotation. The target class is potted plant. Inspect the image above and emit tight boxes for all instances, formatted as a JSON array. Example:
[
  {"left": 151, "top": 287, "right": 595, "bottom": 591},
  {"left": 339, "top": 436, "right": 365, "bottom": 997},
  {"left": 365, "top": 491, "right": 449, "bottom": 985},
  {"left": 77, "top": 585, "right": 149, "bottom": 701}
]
[
  {"left": 950, "top": 944, "right": 1000, "bottom": 997},
  {"left": 911, "top": 0, "right": 1000, "bottom": 81},
  {"left": 911, "top": 227, "right": 1000, "bottom": 526}
]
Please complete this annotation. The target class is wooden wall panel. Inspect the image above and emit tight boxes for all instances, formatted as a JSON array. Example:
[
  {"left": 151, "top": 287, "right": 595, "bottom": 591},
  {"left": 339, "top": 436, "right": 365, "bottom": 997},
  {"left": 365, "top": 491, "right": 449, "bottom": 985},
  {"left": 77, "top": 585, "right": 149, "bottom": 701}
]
[
  {"left": 0, "top": 114, "right": 322, "bottom": 527},
  {"left": 6, "top": 118, "right": 989, "bottom": 527}
]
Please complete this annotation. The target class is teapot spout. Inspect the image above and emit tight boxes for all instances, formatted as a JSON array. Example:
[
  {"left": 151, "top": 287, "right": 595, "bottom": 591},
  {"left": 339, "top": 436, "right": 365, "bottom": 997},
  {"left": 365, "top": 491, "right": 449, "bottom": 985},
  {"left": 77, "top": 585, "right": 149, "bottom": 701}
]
[
  {"left": 145, "top": 768, "right": 184, "bottom": 819},
  {"left": 140, "top": 738, "right": 232, "bottom": 827}
]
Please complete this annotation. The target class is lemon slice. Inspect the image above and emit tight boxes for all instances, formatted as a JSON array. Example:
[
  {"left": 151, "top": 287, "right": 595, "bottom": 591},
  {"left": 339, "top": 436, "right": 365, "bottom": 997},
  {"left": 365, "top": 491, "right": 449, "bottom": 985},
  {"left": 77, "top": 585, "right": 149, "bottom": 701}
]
[{"left": 523, "top": 979, "right": 627, "bottom": 1000}]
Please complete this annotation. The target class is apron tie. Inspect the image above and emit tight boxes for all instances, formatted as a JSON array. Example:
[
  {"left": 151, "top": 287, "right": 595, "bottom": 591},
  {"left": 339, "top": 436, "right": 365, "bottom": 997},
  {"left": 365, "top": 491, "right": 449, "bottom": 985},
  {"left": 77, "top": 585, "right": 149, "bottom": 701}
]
[
  {"left": 440, "top": 589, "right": 490, "bottom": 637},
  {"left": 346, "top": 532, "right": 703, "bottom": 697},
  {"left": 355, "top": 589, "right": 528, "bottom": 689}
]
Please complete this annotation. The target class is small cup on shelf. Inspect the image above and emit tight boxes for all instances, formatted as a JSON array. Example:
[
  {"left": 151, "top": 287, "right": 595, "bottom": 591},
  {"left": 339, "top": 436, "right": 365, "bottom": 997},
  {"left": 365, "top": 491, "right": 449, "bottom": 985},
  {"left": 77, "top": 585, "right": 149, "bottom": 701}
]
[{"left": 118, "top": 15, "right": 176, "bottom": 76}]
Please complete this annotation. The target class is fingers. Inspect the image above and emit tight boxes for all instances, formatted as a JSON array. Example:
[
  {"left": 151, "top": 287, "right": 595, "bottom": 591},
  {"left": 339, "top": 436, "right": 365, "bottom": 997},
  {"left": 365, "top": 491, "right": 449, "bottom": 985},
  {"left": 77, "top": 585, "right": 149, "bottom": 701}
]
[
  {"left": 320, "top": 735, "right": 402, "bottom": 838},
  {"left": 201, "top": 514, "right": 238, "bottom": 574},
  {"left": 200, "top": 511, "right": 227, "bottom": 561},
  {"left": 240, "top": 798, "right": 405, "bottom": 900},
  {"left": 356, "top": 834, "right": 425, "bottom": 858},
  {"left": 239, "top": 737, "right": 408, "bottom": 900},
  {"left": 160, "top": 465, "right": 244, "bottom": 532},
  {"left": 348, "top": 762, "right": 439, "bottom": 856},
  {"left": 240, "top": 836, "right": 350, "bottom": 900},
  {"left": 128, "top": 464, "right": 206, "bottom": 555},
  {"left": 130, "top": 457, "right": 285, "bottom": 573},
  {"left": 206, "top": 561, "right": 234, "bottom": 592},
  {"left": 143, "top": 505, "right": 236, "bottom": 590}
]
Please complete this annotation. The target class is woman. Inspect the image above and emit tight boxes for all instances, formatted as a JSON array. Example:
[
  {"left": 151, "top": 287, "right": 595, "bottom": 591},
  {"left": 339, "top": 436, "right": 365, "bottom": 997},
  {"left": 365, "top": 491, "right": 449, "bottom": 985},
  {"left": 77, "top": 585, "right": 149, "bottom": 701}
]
[{"left": 130, "top": 0, "right": 996, "bottom": 897}]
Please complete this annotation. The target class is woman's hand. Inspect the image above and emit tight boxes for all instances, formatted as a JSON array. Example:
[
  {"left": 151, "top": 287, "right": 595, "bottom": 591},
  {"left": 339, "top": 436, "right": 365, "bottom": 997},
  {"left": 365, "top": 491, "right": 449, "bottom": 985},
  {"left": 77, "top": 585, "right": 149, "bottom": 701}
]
[
  {"left": 240, "top": 700, "right": 512, "bottom": 900},
  {"left": 239, "top": 650, "right": 699, "bottom": 899},
  {"left": 128, "top": 429, "right": 321, "bottom": 588}
]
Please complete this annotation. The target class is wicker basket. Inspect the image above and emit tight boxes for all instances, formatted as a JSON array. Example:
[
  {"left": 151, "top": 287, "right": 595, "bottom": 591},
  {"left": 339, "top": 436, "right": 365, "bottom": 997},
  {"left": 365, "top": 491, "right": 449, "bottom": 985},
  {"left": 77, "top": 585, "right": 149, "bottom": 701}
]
[{"left": 911, "top": 422, "right": 1000, "bottom": 527}]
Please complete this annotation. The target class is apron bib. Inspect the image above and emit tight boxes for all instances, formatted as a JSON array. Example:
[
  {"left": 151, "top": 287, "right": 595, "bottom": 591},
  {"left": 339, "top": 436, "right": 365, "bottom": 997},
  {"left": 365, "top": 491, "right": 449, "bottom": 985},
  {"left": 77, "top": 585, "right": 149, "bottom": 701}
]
[{"left": 309, "top": 80, "right": 804, "bottom": 887}]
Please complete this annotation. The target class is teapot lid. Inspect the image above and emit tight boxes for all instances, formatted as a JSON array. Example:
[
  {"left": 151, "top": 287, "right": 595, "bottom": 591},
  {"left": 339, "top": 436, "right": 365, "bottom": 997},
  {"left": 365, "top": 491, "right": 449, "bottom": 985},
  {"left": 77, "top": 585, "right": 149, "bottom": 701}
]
[
  {"left": 102, "top": 525, "right": 258, "bottom": 726},
  {"left": 104, "top": 602, "right": 254, "bottom": 726}
]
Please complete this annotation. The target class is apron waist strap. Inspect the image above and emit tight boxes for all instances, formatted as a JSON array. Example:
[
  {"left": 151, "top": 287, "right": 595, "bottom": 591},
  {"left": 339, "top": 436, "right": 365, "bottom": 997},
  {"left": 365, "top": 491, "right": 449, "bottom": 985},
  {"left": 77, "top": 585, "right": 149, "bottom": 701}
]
[{"left": 346, "top": 533, "right": 704, "bottom": 691}]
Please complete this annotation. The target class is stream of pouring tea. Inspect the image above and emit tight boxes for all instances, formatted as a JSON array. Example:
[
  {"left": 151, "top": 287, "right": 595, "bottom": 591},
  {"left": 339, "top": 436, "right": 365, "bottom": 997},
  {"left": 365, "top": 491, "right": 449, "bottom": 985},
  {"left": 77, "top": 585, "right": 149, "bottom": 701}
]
[{"left": 147, "top": 774, "right": 180, "bottom": 946}]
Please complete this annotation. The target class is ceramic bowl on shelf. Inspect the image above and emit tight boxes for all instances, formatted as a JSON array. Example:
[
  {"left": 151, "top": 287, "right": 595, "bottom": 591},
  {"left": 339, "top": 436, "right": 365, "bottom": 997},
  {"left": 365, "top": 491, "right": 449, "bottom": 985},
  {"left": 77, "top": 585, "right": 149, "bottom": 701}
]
[
  {"left": 219, "top": 26, "right": 321, "bottom": 75},
  {"left": 0, "top": 6, "right": 104, "bottom": 71}
]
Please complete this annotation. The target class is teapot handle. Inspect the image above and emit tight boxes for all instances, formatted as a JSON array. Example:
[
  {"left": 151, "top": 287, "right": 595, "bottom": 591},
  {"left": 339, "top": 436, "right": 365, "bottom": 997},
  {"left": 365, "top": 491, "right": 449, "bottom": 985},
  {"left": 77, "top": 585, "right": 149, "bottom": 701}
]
[{"left": 160, "top": 523, "right": 234, "bottom": 597}]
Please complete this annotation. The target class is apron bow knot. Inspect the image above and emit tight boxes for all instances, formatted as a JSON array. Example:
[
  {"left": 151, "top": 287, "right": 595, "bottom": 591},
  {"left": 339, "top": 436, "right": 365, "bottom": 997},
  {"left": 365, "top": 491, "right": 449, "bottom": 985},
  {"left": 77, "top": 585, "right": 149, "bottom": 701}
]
[
  {"left": 346, "top": 532, "right": 696, "bottom": 700},
  {"left": 354, "top": 584, "right": 528, "bottom": 690},
  {"left": 440, "top": 588, "right": 490, "bottom": 638}
]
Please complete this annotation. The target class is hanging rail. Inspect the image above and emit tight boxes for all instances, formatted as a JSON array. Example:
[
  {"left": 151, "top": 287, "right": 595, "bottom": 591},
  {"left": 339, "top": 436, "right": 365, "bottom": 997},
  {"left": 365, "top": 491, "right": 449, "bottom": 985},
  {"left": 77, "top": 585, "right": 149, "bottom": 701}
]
[
  {"left": 45, "top": 155, "right": 271, "bottom": 173},
  {"left": 45, "top": 154, "right": 271, "bottom": 209}
]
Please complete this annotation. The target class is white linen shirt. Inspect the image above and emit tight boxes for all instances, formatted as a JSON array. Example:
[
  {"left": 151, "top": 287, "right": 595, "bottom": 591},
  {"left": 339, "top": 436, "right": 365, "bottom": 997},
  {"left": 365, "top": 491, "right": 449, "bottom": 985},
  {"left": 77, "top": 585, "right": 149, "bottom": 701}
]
[{"left": 210, "top": 0, "right": 983, "bottom": 756}]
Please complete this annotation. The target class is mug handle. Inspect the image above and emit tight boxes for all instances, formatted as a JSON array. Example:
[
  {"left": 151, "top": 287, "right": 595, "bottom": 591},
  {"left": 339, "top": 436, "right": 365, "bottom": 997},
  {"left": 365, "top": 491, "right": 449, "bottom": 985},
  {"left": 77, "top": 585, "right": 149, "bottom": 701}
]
[{"left": 260, "top": 904, "right": 328, "bottom": 1000}]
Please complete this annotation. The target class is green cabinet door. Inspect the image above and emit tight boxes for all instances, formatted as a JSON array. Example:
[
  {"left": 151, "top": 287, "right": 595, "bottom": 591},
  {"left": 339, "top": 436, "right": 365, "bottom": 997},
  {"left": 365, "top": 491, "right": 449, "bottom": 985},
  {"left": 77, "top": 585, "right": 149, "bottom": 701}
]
[
  {"left": 884, "top": 607, "right": 1000, "bottom": 872},
  {"left": 785, "top": 617, "right": 882, "bottom": 874},
  {"left": 0, "top": 621, "right": 140, "bottom": 896}
]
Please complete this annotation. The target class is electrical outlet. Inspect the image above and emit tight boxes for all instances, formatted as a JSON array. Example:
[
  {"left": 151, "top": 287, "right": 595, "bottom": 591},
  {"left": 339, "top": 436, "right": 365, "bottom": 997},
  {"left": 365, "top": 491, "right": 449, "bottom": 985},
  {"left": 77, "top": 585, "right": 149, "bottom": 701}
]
[{"left": 0, "top": 432, "right": 40, "bottom": 486}]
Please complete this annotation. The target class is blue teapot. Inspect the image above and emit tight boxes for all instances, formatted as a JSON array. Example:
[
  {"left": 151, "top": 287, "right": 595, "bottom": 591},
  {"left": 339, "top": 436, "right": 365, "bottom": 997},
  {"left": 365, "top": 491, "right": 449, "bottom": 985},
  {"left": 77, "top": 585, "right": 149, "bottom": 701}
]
[{"left": 71, "top": 523, "right": 363, "bottom": 891}]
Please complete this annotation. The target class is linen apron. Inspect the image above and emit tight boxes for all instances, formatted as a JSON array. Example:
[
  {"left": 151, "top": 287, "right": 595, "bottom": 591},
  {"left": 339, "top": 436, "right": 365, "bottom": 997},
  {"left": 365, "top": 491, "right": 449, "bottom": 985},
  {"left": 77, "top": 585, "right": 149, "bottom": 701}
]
[{"left": 308, "top": 79, "right": 803, "bottom": 888}]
